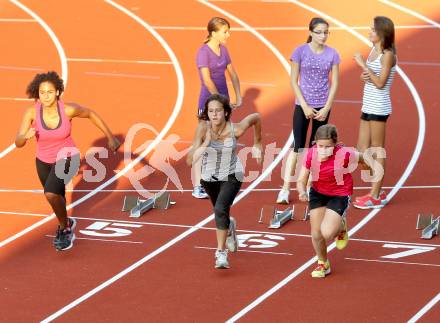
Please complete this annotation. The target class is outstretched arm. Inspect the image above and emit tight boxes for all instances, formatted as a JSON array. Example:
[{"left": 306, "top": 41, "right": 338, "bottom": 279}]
[
  {"left": 65, "top": 103, "right": 120, "bottom": 152},
  {"left": 15, "top": 107, "right": 35, "bottom": 148}
]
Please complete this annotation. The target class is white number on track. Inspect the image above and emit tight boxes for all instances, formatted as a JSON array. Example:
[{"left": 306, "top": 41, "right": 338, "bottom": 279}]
[
  {"left": 238, "top": 234, "right": 285, "bottom": 249},
  {"left": 80, "top": 221, "right": 142, "bottom": 237},
  {"left": 381, "top": 244, "right": 435, "bottom": 259}
]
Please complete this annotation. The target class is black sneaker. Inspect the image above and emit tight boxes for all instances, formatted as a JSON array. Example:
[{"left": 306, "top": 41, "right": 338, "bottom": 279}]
[
  {"left": 54, "top": 226, "right": 75, "bottom": 251},
  {"left": 68, "top": 217, "right": 77, "bottom": 231}
]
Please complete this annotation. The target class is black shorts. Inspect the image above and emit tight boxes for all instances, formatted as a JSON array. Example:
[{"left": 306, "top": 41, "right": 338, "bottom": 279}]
[
  {"left": 361, "top": 112, "right": 389, "bottom": 122},
  {"left": 36, "top": 156, "right": 79, "bottom": 197},
  {"left": 308, "top": 187, "right": 350, "bottom": 216}
]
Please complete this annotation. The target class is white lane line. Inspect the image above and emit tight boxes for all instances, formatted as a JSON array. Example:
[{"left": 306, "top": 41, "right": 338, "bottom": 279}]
[
  {"left": 0, "top": 211, "right": 47, "bottom": 217},
  {"left": 226, "top": 0, "right": 426, "bottom": 320},
  {"left": 68, "top": 58, "right": 172, "bottom": 64},
  {"left": 408, "top": 292, "right": 440, "bottom": 323},
  {"left": 379, "top": 0, "right": 440, "bottom": 28},
  {"left": 4, "top": 0, "right": 68, "bottom": 159},
  {"left": 85, "top": 71, "right": 160, "bottom": 80},
  {"left": 0, "top": 65, "right": 44, "bottom": 71},
  {"left": 398, "top": 61, "right": 440, "bottom": 67},
  {"left": 5, "top": 211, "right": 440, "bottom": 249},
  {"left": 346, "top": 257, "right": 440, "bottom": 268},
  {"left": 45, "top": 234, "right": 143, "bottom": 244},
  {"left": 2, "top": 184, "right": 440, "bottom": 193},
  {"left": 40, "top": 0, "right": 294, "bottom": 320},
  {"left": 0, "top": 18, "right": 36, "bottom": 22},
  {"left": 0, "top": 97, "right": 33, "bottom": 101},
  {"left": 0, "top": 0, "right": 185, "bottom": 253},
  {"left": 334, "top": 99, "right": 362, "bottom": 104},
  {"left": 0, "top": 144, "right": 17, "bottom": 159},
  {"left": 152, "top": 25, "right": 436, "bottom": 31},
  {"left": 195, "top": 246, "right": 293, "bottom": 256}
]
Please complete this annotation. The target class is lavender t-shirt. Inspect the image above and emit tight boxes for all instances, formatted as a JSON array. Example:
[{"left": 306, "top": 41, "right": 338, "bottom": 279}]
[
  {"left": 290, "top": 44, "right": 340, "bottom": 108},
  {"left": 196, "top": 44, "right": 232, "bottom": 113}
]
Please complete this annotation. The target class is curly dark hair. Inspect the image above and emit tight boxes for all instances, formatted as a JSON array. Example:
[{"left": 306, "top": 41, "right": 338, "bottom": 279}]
[
  {"left": 198, "top": 94, "right": 232, "bottom": 121},
  {"left": 26, "top": 71, "right": 64, "bottom": 100}
]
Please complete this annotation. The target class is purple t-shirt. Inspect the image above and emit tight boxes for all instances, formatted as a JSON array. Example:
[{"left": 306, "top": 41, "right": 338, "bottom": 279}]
[
  {"left": 290, "top": 44, "right": 340, "bottom": 108},
  {"left": 196, "top": 44, "right": 232, "bottom": 114}
]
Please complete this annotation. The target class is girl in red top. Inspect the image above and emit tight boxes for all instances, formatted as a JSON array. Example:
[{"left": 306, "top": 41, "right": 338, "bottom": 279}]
[
  {"left": 297, "top": 124, "right": 361, "bottom": 278},
  {"left": 15, "top": 71, "right": 120, "bottom": 251}
]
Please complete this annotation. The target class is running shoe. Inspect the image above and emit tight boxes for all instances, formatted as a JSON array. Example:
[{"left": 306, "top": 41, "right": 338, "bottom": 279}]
[
  {"left": 311, "top": 260, "right": 331, "bottom": 278},
  {"left": 192, "top": 186, "right": 209, "bottom": 199},
  {"left": 276, "top": 189, "right": 290, "bottom": 204},
  {"left": 215, "top": 249, "right": 230, "bottom": 269}
]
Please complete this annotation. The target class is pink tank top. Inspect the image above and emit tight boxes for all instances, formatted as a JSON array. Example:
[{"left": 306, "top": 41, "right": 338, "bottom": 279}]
[{"left": 34, "top": 101, "right": 78, "bottom": 163}]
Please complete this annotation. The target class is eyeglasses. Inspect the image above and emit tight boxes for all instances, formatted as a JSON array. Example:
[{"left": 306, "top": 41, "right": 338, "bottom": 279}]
[{"left": 312, "top": 30, "right": 330, "bottom": 36}]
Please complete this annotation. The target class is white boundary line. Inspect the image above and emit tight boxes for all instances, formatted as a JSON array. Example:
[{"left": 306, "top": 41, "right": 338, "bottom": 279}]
[
  {"left": 2, "top": 1, "right": 68, "bottom": 160},
  {"left": 0, "top": 0, "right": 185, "bottom": 252},
  {"left": 84, "top": 71, "right": 160, "bottom": 80},
  {"left": 195, "top": 246, "right": 294, "bottom": 256},
  {"left": 0, "top": 64, "right": 45, "bottom": 71},
  {"left": 345, "top": 258, "right": 440, "bottom": 268},
  {"left": 0, "top": 18, "right": 36, "bottom": 22},
  {"left": 398, "top": 61, "right": 440, "bottom": 67},
  {"left": 40, "top": 0, "right": 295, "bottom": 320},
  {"left": 226, "top": 0, "right": 426, "bottom": 321},
  {"left": 1, "top": 184, "right": 440, "bottom": 193},
  {"left": 379, "top": 0, "right": 440, "bottom": 28},
  {"left": 45, "top": 234, "right": 143, "bottom": 245},
  {"left": 408, "top": 292, "right": 440, "bottom": 323},
  {"left": 67, "top": 58, "right": 173, "bottom": 64},
  {"left": 0, "top": 97, "right": 33, "bottom": 101},
  {"left": 4, "top": 211, "right": 440, "bottom": 249}
]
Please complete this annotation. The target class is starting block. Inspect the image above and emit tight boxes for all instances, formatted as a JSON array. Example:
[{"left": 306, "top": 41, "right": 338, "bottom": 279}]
[
  {"left": 122, "top": 191, "right": 174, "bottom": 218},
  {"left": 259, "top": 204, "right": 308, "bottom": 229},
  {"left": 416, "top": 214, "right": 439, "bottom": 239}
]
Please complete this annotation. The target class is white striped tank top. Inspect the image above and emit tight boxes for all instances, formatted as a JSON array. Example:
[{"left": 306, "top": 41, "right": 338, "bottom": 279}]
[
  {"left": 201, "top": 122, "right": 244, "bottom": 182},
  {"left": 362, "top": 48, "right": 396, "bottom": 116}
]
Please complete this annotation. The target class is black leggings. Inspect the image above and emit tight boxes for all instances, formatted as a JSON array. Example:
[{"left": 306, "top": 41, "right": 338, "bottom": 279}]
[
  {"left": 291, "top": 104, "right": 330, "bottom": 152},
  {"left": 36, "top": 156, "right": 79, "bottom": 198},
  {"left": 201, "top": 174, "right": 242, "bottom": 230}
]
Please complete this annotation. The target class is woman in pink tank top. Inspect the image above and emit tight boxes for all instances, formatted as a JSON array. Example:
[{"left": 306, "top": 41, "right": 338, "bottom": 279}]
[{"left": 15, "top": 71, "right": 120, "bottom": 251}]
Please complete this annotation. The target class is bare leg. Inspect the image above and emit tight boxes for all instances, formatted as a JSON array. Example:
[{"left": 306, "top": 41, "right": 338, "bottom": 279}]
[
  {"left": 310, "top": 207, "right": 327, "bottom": 261},
  {"left": 369, "top": 120, "right": 386, "bottom": 198},
  {"left": 282, "top": 150, "right": 298, "bottom": 190},
  {"left": 216, "top": 229, "right": 228, "bottom": 250}
]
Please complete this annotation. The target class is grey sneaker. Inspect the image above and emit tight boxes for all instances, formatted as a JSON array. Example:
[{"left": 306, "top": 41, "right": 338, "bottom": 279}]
[
  {"left": 215, "top": 249, "right": 230, "bottom": 269},
  {"left": 276, "top": 189, "right": 290, "bottom": 204},
  {"left": 192, "top": 186, "right": 209, "bottom": 199},
  {"left": 226, "top": 217, "right": 238, "bottom": 252}
]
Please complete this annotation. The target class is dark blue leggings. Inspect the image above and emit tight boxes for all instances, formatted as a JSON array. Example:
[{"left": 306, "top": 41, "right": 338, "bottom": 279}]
[{"left": 201, "top": 174, "right": 242, "bottom": 230}]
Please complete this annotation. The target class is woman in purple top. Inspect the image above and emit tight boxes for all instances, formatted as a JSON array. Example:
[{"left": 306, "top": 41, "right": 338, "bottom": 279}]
[
  {"left": 276, "top": 17, "right": 340, "bottom": 204},
  {"left": 193, "top": 17, "right": 242, "bottom": 199}
]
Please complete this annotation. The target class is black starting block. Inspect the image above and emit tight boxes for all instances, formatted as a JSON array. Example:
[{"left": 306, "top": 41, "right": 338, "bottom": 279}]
[
  {"left": 259, "top": 204, "right": 308, "bottom": 229},
  {"left": 122, "top": 191, "right": 174, "bottom": 218},
  {"left": 416, "top": 214, "right": 439, "bottom": 239}
]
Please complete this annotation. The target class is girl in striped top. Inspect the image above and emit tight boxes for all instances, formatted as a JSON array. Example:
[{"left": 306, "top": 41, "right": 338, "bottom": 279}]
[{"left": 353, "top": 16, "right": 397, "bottom": 209}]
